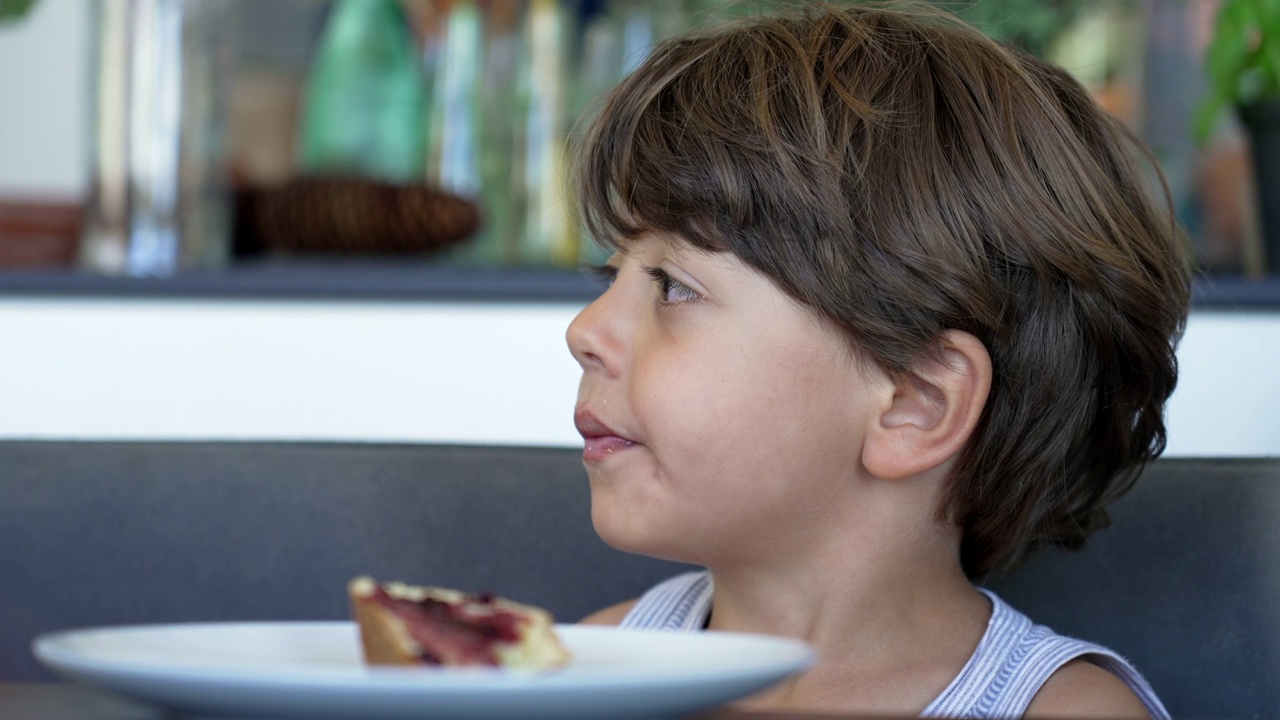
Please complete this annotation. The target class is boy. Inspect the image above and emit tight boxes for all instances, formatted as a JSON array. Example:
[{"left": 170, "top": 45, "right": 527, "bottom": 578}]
[{"left": 567, "top": 3, "right": 1189, "bottom": 717}]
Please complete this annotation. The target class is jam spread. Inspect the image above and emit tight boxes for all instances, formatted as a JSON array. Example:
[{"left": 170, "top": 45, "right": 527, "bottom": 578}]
[{"left": 370, "top": 587, "right": 527, "bottom": 665}]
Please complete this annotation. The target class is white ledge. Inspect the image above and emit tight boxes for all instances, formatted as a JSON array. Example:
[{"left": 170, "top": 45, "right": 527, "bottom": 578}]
[{"left": 1, "top": 299, "right": 1276, "bottom": 457}]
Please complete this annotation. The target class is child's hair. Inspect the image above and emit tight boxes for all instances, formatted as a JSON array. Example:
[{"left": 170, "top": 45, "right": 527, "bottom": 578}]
[{"left": 573, "top": 2, "right": 1191, "bottom": 577}]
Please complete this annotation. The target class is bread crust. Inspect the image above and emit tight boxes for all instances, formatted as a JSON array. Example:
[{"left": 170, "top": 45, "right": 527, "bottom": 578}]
[{"left": 350, "top": 582, "right": 420, "bottom": 665}]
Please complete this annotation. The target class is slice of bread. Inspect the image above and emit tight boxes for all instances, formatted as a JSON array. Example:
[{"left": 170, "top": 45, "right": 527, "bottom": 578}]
[{"left": 348, "top": 576, "right": 572, "bottom": 670}]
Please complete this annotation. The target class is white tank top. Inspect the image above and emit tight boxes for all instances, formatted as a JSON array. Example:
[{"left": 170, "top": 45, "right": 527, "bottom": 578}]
[{"left": 620, "top": 571, "right": 1169, "bottom": 719}]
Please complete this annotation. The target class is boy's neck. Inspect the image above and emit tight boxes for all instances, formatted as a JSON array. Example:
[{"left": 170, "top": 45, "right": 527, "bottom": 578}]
[{"left": 705, "top": 507, "right": 989, "bottom": 714}]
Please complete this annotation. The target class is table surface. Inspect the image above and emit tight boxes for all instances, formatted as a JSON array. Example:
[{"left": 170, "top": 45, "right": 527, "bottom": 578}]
[{"left": 0, "top": 683, "right": 870, "bottom": 720}]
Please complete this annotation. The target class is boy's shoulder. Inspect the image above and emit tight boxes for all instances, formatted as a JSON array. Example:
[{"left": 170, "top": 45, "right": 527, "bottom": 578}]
[
  {"left": 1025, "top": 658, "right": 1151, "bottom": 718},
  {"left": 947, "top": 591, "right": 1166, "bottom": 718}
]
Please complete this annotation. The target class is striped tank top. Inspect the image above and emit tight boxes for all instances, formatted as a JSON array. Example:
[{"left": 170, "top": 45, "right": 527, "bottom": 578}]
[{"left": 621, "top": 571, "right": 1169, "bottom": 719}]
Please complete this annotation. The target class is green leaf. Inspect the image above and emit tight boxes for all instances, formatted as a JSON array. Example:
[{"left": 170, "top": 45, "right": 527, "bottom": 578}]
[
  {"left": 1262, "top": 0, "right": 1280, "bottom": 27},
  {"left": 1205, "top": 30, "right": 1249, "bottom": 95},
  {"left": 0, "top": 0, "right": 37, "bottom": 22},
  {"left": 1197, "top": 0, "right": 1280, "bottom": 133},
  {"left": 1193, "top": 93, "right": 1229, "bottom": 144},
  {"left": 1204, "top": 1, "right": 1251, "bottom": 93}
]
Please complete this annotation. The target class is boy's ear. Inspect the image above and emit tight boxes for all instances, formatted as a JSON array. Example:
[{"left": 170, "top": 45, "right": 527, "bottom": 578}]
[{"left": 862, "top": 330, "right": 991, "bottom": 481}]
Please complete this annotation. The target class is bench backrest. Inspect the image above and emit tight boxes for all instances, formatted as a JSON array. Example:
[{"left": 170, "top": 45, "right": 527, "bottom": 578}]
[
  {"left": 0, "top": 442, "right": 1273, "bottom": 718},
  {"left": 983, "top": 457, "right": 1280, "bottom": 719}
]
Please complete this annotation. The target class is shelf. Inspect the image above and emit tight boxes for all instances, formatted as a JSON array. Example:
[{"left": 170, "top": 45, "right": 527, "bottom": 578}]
[
  {"left": 1190, "top": 275, "right": 1280, "bottom": 309},
  {"left": 0, "top": 260, "right": 1276, "bottom": 310},
  {"left": 0, "top": 259, "right": 602, "bottom": 303}
]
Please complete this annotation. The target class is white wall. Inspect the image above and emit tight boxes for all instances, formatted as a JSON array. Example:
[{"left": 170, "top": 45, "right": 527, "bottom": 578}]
[
  {"left": 0, "top": 0, "right": 91, "bottom": 198},
  {"left": 1164, "top": 311, "right": 1280, "bottom": 456},
  {"left": 0, "top": 300, "right": 1275, "bottom": 457},
  {"left": 0, "top": 299, "right": 582, "bottom": 446}
]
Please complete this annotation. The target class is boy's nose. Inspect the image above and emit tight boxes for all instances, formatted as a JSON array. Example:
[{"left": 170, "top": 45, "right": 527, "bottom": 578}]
[{"left": 566, "top": 290, "right": 620, "bottom": 374}]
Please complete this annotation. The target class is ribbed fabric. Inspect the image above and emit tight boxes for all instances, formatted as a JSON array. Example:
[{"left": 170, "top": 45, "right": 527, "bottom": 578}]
[
  {"left": 619, "top": 570, "right": 714, "bottom": 631},
  {"left": 620, "top": 570, "right": 1169, "bottom": 719}
]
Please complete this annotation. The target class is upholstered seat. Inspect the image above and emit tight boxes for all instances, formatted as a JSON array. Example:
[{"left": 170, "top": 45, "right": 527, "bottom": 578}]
[{"left": 0, "top": 442, "right": 1273, "bottom": 718}]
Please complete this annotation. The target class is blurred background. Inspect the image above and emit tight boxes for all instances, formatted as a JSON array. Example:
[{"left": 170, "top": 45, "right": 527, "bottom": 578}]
[
  {"left": 1, "top": 0, "right": 1276, "bottom": 457},
  {"left": 0, "top": 0, "right": 1259, "bottom": 278}
]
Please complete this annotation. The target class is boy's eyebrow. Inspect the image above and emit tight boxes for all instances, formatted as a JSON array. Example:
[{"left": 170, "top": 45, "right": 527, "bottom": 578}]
[
  {"left": 660, "top": 235, "right": 715, "bottom": 262},
  {"left": 663, "top": 239, "right": 735, "bottom": 275},
  {"left": 582, "top": 263, "right": 618, "bottom": 285}
]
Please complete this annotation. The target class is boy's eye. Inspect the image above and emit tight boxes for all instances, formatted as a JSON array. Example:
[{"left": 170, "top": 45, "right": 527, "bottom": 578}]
[{"left": 643, "top": 266, "right": 702, "bottom": 304}]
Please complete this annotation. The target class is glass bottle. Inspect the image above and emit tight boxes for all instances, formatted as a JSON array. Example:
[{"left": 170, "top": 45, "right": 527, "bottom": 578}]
[
  {"left": 81, "top": 0, "right": 236, "bottom": 276},
  {"left": 515, "top": 0, "right": 576, "bottom": 267},
  {"left": 298, "top": 0, "right": 427, "bottom": 182}
]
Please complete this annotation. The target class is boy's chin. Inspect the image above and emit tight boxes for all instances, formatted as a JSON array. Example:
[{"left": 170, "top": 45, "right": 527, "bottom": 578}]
[{"left": 590, "top": 512, "right": 697, "bottom": 566}]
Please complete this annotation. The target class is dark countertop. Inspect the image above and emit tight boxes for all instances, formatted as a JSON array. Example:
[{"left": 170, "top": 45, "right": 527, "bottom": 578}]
[
  {"left": 0, "top": 684, "right": 158, "bottom": 720},
  {"left": 0, "top": 683, "right": 871, "bottom": 720}
]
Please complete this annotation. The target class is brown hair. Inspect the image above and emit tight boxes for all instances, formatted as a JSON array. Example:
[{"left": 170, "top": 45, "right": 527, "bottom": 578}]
[{"left": 574, "top": 2, "right": 1191, "bottom": 577}]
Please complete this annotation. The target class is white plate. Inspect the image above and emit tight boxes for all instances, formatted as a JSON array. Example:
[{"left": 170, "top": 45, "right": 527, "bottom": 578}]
[{"left": 33, "top": 622, "right": 814, "bottom": 719}]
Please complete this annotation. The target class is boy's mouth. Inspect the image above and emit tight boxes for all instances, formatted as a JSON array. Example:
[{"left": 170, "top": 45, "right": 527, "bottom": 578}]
[
  {"left": 582, "top": 436, "right": 636, "bottom": 462},
  {"left": 574, "top": 408, "right": 637, "bottom": 462}
]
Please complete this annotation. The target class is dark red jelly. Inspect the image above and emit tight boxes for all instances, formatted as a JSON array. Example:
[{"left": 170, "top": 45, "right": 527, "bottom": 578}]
[{"left": 371, "top": 588, "right": 527, "bottom": 666}]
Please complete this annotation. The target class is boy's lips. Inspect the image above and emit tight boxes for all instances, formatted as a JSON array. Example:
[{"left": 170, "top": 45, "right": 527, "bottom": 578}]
[{"left": 574, "top": 408, "right": 637, "bottom": 462}]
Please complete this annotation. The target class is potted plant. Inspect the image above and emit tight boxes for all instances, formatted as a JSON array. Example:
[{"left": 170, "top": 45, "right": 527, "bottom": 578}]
[{"left": 1197, "top": 0, "right": 1280, "bottom": 272}]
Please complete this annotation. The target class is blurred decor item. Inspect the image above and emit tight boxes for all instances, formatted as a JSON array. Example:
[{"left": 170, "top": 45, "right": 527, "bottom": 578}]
[
  {"left": 1043, "top": 3, "right": 1141, "bottom": 126},
  {"left": 233, "top": 177, "right": 479, "bottom": 257},
  {"left": 80, "top": 0, "right": 236, "bottom": 277},
  {"left": 473, "top": 0, "right": 523, "bottom": 265},
  {"left": 0, "top": 200, "right": 82, "bottom": 268},
  {"left": 419, "top": 0, "right": 581, "bottom": 267},
  {"left": 298, "top": 0, "right": 427, "bottom": 182},
  {"left": 1197, "top": 0, "right": 1280, "bottom": 273},
  {"left": 681, "top": 0, "right": 1101, "bottom": 57},
  {"left": 424, "top": 0, "right": 486, "bottom": 258},
  {"left": 944, "top": 0, "right": 1100, "bottom": 59},
  {"left": 0, "top": 0, "right": 36, "bottom": 23},
  {"left": 514, "top": 0, "right": 575, "bottom": 266}
]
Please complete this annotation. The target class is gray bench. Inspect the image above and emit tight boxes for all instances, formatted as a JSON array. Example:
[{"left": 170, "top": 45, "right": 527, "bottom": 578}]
[{"left": 1, "top": 442, "right": 1274, "bottom": 718}]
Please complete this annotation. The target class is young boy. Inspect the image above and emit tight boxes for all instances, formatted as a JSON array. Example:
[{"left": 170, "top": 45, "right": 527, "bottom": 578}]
[{"left": 566, "top": 3, "right": 1189, "bottom": 718}]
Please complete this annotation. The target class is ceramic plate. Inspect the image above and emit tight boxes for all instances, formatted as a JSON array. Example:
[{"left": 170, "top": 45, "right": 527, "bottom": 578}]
[{"left": 33, "top": 621, "right": 814, "bottom": 719}]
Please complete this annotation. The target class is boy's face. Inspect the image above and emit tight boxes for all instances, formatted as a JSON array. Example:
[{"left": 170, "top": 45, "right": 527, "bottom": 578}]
[{"left": 566, "top": 234, "right": 892, "bottom": 567}]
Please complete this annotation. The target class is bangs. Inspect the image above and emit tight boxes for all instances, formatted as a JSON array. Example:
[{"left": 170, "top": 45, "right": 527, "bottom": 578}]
[
  {"left": 573, "top": 17, "right": 852, "bottom": 259},
  {"left": 574, "top": 35, "right": 734, "bottom": 255}
]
